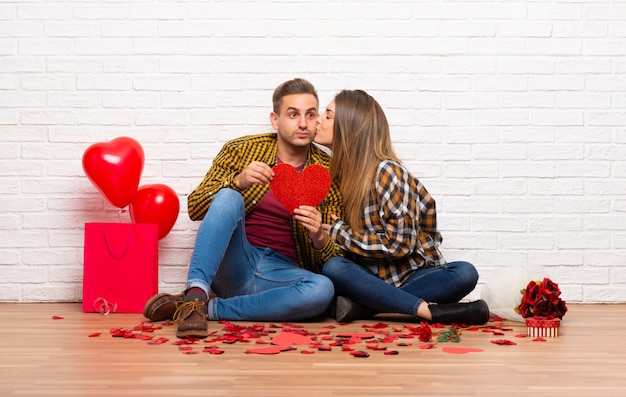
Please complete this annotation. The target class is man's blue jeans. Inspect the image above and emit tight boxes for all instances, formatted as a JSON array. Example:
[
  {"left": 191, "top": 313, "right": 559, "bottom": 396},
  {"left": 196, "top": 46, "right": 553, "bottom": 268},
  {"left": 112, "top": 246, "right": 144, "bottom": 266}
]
[
  {"left": 186, "top": 189, "right": 334, "bottom": 321},
  {"left": 322, "top": 256, "right": 479, "bottom": 316}
]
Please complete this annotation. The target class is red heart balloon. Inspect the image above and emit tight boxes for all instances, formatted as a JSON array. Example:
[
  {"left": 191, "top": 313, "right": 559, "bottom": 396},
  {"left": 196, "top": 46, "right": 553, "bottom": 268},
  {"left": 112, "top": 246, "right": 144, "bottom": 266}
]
[
  {"left": 129, "top": 184, "right": 180, "bottom": 240},
  {"left": 82, "top": 137, "right": 144, "bottom": 208},
  {"left": 270, "top": 164, "right": 331, "bottom": 214}
]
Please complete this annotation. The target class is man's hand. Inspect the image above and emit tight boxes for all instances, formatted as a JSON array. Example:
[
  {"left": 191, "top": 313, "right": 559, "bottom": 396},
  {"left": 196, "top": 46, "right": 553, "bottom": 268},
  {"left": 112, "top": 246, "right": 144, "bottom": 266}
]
[
  {"left": 234, "top": 161, "right": 274, "bottom": 189},
  {"left": 294, "top": 205, "right": 329, "bottom": 250}
]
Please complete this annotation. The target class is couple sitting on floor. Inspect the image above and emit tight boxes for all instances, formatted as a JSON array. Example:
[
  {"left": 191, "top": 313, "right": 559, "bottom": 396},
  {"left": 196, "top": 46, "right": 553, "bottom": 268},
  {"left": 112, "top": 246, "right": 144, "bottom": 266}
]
[{"left": 143, "top": 78, "right": 489, "bottom": 338}]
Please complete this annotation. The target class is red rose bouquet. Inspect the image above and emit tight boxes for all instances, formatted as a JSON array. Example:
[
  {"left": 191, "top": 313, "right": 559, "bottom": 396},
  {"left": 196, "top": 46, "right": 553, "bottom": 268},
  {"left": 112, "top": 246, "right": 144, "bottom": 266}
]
[{"left": 515, "top": 277, "right": 568, "bottom": 319}]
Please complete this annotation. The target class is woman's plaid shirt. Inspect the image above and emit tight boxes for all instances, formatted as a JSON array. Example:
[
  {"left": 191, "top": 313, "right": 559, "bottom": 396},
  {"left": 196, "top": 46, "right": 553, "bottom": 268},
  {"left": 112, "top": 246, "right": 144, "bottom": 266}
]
[
  {"left": 329, "top": 159, "right": 446, "bottom": 287},
  {"left": 187, "top": 133, "right": 344, "bottom": 274}
]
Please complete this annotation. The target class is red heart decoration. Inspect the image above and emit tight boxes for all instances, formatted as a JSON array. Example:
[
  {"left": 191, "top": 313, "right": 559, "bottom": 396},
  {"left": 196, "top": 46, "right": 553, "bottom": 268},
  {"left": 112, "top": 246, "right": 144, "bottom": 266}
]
[
  {"left": 130, "top": 184, "right": 180, "bottom": 240},
  {"left": 82, "top": 137, "right": 144, "bottom": 208},
  {"left": 270, "top": 164, "right": 331, "bottom": 214},
  {"left": 271, "top": 331, "right": 313, "bottom": 346},
  {"left": 442, "top": 347, "right": 484, "bottom": 355}
]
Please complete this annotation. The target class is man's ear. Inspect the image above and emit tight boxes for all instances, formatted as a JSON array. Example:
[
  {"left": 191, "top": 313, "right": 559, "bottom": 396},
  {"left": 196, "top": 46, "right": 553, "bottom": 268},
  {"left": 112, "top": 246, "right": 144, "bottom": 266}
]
[{"left": 269, "top": 111, "right": 279, "bottom": 130}]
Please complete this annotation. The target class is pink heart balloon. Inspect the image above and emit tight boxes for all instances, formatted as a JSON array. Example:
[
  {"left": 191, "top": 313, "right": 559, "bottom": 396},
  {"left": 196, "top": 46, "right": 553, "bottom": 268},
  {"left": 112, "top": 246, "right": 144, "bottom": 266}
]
[{"left": 82, "top": 137, "right": 144, "bottom": 208}]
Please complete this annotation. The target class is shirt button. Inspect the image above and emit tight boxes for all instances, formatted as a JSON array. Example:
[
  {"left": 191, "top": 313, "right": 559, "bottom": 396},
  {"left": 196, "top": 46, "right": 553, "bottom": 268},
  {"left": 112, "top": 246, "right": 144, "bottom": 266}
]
[{"left": 252, "top": 200, "right": 257, "bottom": 204}]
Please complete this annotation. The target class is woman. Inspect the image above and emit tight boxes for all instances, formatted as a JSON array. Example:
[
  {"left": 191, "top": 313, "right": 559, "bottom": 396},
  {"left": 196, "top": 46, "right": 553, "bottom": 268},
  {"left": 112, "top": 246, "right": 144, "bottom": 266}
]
[{"left": 314, "top": 89, "right": 489, "bottom": 324}]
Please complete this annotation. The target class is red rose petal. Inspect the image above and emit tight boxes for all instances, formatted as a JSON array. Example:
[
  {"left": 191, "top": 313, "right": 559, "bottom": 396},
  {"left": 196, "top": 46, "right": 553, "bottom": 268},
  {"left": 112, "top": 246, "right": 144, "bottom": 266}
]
[
  {"left": 491, "top": 339, "right": 517, "bottom": 345},
  {"left": 341, "top": 346, "right": 355, "bottom": 352},
  {"left": 384, "top": 350, "right": 399, "bottom": 355},
  {"left": 88, "top": 332, "right": 101, "bottom": 338},
  {"left": 533, "top": 337, "right": 547, "bottom": 342},
  {"left": 203, "top": 347, "right": 225, "bottom": 354},
  {"left": 52, "top": 315, "right": 64, "bottom": 320},
  {"left": 317, "top": 346, "right": 332, "bottom": 351},
  {"left": 350, "top": 351, "right": 370, "bottom": 358},
  {"left": 336, "top": 333, "right": 375, "bottom": 339}
]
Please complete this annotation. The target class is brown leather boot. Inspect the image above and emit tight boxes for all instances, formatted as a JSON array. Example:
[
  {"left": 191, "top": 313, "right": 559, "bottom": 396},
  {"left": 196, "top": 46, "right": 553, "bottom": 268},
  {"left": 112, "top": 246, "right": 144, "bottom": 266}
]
[
  {"left": 143, "top": 292, "right": 184, "bottom": 322},
  {"left": 173, "top": 299, "right": 208, "bottom": 339}
]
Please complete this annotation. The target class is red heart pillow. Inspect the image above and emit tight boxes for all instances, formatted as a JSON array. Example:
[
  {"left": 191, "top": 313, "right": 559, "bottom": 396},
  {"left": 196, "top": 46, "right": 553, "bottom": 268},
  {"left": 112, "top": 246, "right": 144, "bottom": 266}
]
[{"left": 270, "top": 164, "right": 331, "bottom": 214}]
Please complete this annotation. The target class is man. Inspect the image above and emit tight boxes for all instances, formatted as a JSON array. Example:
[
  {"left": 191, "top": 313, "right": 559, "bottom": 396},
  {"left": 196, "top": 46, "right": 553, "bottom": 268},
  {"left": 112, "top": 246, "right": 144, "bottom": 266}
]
[{"left": 143, "top": 78, "right": 343, "bottom": 338}]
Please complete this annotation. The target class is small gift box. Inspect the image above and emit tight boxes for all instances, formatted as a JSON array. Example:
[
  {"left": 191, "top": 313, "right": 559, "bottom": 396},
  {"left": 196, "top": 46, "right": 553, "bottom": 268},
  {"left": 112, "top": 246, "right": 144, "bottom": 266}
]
[{"left": 526, "top": 316, "right": 560, "bottom": 337}]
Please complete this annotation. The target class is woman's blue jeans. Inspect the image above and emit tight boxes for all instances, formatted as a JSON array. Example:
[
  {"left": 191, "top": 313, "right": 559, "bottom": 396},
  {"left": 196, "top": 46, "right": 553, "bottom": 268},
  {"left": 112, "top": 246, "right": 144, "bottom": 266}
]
[
  {"left": 322, "top": 256, "right": 479, "bottom": 316},
  {"left": 186, "top": 189, "right": 334, "bottom": 321}
]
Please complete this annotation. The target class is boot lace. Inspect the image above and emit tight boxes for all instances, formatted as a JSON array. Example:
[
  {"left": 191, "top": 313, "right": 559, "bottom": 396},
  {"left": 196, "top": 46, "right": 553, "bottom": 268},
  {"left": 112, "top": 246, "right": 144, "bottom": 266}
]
[{"left": 172, "top": 300, "right": 205, "bottom": 322}]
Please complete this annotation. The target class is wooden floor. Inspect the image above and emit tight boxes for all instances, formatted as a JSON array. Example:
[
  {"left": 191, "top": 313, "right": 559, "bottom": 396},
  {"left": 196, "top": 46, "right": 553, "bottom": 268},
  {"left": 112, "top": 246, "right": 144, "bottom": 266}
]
[{"left": 0, "top": 303, "right": 624, "bottom": 397}]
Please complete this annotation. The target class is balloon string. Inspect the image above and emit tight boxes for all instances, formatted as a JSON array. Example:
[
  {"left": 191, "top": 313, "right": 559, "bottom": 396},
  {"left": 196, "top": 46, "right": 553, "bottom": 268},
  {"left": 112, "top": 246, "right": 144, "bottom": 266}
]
[{"left": 117, "top": 206, "right": 128, "bottom": 223}]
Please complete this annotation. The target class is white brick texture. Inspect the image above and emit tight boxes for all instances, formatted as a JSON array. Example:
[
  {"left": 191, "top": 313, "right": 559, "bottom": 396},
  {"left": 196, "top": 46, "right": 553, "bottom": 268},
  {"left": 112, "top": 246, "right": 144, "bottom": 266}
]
[{"left": 1, "top": 0, "right": 625, "bottom": 305}]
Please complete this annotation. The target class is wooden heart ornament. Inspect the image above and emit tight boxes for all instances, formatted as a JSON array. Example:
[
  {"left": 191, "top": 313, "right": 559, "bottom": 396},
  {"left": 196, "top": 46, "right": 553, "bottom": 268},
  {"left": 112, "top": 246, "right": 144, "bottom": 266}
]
[{"left": 270, "top": 164, "right": 331, "bottom": 214}]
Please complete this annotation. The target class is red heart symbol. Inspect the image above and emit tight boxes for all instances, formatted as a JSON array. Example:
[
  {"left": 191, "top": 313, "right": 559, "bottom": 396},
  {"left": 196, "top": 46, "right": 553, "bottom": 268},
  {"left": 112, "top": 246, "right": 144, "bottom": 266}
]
[
  {"left": 442, "top": 347, "right": 484, "bottom": 355},
  {"left": 270, "top": 164, "right": 331, "bottom": 214},
  {"left": 271, "top": 331, "right": 313, "bottom": 346},
  {"left": 82, "top": 137, "right": 144, "bottom": 208},
  {"left": 130, "top": 184, "right": 180, "bottom": 240}
]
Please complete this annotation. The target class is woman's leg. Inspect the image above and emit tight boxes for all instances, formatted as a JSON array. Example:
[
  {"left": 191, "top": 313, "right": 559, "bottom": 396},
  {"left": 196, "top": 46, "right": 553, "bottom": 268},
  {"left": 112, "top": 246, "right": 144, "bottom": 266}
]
[
  {"left": 323, "top": 257, "right": 487, "bottom": 324},
  {"left": 399, "top": 261, "right": 479, "bottom": 304},
  {"left": 322, "top": 257, "right": 423, "bottom": 316}
]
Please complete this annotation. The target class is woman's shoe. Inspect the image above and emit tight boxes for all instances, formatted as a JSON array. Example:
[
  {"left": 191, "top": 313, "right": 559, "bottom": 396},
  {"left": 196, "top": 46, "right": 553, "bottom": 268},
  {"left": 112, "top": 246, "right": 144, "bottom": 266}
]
[
  {"left": 428, "top": 299, "right": 490, "bottom": 325},
  {"left": 335, "top": 296, "right": 377, "bottom": 322}
]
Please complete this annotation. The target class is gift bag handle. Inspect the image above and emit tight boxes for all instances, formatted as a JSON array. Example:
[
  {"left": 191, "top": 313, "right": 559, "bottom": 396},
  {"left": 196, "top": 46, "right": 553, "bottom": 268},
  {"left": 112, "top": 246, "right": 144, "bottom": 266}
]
[{"left": 103, "top": 226, "right": 133, "bottom": 259}]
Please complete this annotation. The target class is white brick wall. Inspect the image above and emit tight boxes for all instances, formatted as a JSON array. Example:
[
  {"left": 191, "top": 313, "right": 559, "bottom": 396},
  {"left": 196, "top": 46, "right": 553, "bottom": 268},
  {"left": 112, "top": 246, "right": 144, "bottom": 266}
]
[{"left": 1, "top": 0, "right": 625, "bottom": 305}]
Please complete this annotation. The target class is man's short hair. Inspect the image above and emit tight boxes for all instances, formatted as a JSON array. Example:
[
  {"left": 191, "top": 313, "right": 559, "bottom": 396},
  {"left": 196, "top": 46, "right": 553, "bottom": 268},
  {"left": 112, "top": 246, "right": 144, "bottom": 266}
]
[{"left": 272, "top": 78, "right": 318, "bottom": 114}]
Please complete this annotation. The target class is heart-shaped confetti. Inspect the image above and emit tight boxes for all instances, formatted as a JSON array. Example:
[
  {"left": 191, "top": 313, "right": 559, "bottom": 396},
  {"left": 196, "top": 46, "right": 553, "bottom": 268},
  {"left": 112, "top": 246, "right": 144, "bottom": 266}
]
[
  {"left": 270, "top": 164, "right": 331, "bottom": 214},
  {"left": 270, "top": 331, "right": 313, "bottom": 346},
  {"left": 442, "top": 347, "right": 484, "bottom": 355}
]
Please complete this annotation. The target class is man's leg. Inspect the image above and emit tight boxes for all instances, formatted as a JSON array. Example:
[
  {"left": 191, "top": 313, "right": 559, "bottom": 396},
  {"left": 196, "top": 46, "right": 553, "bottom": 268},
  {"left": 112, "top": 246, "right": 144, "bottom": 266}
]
[
  {"left": 184, "top": 189, "right": 256, "bottom": 294},
  {"left": 208, "top": 248, "right": 334, "bottom": 322},
  {"left": 177, "top": 189, "right": 257, "bottom": 338}
]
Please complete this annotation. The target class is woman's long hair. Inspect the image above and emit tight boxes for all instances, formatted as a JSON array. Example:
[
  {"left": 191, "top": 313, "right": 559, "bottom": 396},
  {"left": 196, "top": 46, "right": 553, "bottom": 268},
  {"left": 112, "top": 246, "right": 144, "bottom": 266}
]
[{"left": 330, "top": 90, "right": 399, "bottom": 231}]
